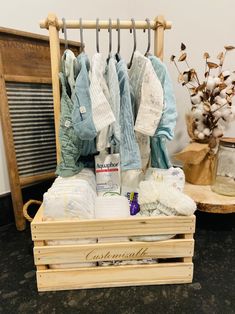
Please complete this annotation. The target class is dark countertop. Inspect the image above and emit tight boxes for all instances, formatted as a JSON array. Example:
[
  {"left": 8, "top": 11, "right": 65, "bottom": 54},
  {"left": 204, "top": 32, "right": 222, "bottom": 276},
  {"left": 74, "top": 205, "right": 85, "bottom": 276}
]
[{"left": 0, "top": 212, "right": 234, "bottom": 314}]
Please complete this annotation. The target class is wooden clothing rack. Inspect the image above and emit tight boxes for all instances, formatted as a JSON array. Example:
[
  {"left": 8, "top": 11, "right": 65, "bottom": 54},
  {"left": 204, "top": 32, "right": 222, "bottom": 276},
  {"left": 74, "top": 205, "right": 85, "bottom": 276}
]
[
  {"left": 29, "top": 14, "right": 196, "bottom": 292},
  {"left": 40, "top": 13, "right": 172, "bottom": 162}
]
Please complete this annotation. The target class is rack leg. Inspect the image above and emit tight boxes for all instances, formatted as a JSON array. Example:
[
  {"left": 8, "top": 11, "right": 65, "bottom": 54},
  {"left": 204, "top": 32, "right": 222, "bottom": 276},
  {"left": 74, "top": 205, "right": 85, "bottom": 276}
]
[
  {"left": 154, "top": 15, "right": 165, "bottom": 60},
  {"left": 46, "top": 13, "right": 61, "bottom": 163}
]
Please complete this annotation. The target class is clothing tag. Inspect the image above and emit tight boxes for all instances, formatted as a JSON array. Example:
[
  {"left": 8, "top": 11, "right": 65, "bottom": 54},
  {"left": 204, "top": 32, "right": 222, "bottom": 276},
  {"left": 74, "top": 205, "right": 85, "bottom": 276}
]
[
  {"left": 95, "top": 153, "right": 121, "bottom": 196},
  {"left": 80, "top": 106, "right": 86, "bottom": 114},
  {"left": 64, "top": 120, "right": 71, "bottom": 128}
]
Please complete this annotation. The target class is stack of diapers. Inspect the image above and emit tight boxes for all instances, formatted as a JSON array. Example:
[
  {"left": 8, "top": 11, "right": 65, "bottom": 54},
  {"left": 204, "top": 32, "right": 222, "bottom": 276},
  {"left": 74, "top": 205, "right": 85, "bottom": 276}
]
[
  {"left": 144, "top": 167, "right": 185, "bottom": 192},
  {"left": 130, "top": 179, "right": 196, "bottom": 242},
  {"left": 43, "top": 168, "right": 96, "bottom": 220},
  {"left": 43, "top": 168, "right": 97, "bottom": 268}
]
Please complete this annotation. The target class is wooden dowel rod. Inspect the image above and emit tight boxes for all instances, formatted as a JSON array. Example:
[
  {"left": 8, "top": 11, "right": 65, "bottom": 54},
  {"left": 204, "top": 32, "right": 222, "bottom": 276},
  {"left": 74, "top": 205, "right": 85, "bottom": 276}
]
[
  {"left": 46, "top": 13, "right": 61, "bottom": 163},
  {"left": 40, "top": 18, "right": 172, "bottom": 31}
]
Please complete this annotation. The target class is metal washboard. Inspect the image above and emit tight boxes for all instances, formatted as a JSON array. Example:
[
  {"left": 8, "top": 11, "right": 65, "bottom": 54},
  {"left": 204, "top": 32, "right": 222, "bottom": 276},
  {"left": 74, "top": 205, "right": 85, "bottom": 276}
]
[
  {"left": 6, "top": 82, "right": 56, "bottom": 177},
  {"left": 0, "top": 27, "right": 81, "bottom": 230}
]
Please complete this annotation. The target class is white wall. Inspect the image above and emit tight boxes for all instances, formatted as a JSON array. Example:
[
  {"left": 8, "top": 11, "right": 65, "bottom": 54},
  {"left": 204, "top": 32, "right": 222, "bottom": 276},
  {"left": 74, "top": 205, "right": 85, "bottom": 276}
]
[{"left": 0, "top": 0, "right": 235, "bottom": 194}]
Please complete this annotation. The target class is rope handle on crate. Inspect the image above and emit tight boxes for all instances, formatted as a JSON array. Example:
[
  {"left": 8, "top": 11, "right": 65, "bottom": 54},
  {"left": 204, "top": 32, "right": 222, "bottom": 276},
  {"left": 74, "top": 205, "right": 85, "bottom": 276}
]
[{"left": 23, "top": 200, "right": 42, "bottom": 222}]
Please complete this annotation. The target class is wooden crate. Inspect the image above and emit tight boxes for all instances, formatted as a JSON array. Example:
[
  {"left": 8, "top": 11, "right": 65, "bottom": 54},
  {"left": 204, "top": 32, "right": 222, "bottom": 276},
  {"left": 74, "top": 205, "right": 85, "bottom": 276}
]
[{"left": 31, "top": 206, "right": 196, "bottom": 291}]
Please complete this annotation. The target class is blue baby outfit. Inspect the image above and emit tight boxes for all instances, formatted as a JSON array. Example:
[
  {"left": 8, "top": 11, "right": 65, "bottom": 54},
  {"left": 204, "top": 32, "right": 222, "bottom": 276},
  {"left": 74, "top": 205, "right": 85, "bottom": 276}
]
[
  {"left": 56, "top": 51, "right": 97, "bottom": 177},
  {"left": 56, "top": 72, "right": 84, "bottom": 177},
  {"left": 116, "top": 58, "right": 141, "bottom": 170},
  {"left": 149, "top": 56, "right": 177, "bottom": 140},
  {"left": 72, "top": 52, "right": 97, "bottom": 157},
  {"left": 149, "top": 56, "right": 177, "bottom": 168},
  {"left": 72, "top": 52, "right": 97, "bottom": 141},
  {"left": 105, "top": 54, "right": 121, "bottom": 153}
]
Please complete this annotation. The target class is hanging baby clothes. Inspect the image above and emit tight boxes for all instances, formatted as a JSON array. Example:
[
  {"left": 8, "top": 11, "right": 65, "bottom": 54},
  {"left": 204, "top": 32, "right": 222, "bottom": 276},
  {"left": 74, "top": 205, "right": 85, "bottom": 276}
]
[
  {"left": 57, "top": 50, "right": 97, "bottom": 176},
  {"left": 105, "top": 54, "right": 121, "bottom": 153},
  {"left": 133, "top": 52, "right": 164, "bottom": 137},
  {"left": 61, "top": 49, "right": 78, "bottom": 96},
  {"left": 67, "top": 51, "right": 97, "bottom": 158},
  {"left": 128, "top": 51, "right": 149, "bottom": 170},
  {"left": 129, "top": 51, "right": 164, "bottom": 170},
  {"left": 149, "top": 56, "right": 177, "bottom": 168},
  {"left": 72, "top": 52, "right": 97, "bottom": 141},
  {"left": 150, "top": 136, "right": 172, "bottom": 168},
  {"left": 90, "top": 53, "right": 115, "bottom": 151},
  {"left": 56, "top": 72, "right": 84, "bottom": 177},
  {"left": 116, "top": 58, "right": 141, "bottom": 171},
  {"left": 71, "top": 52, "right": 97, "bottom": 157}
]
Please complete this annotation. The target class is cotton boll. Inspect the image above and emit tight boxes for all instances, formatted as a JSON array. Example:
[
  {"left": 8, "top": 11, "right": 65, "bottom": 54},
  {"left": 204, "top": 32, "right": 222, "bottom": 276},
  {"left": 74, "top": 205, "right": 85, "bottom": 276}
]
[
  {"left": 191, "top": 94, "right": 201, "bottom": 105},
  {"left": 225, "top": 86, "right": 233, "bottom": 95},
  {"left": 211, "top": 103, "right": 219, "bottom": 111},
  {"left": 212, "top": 127, "right": 223, "bottom": 138},
  {"left": 225, "top": 77, "right": 232, "bottom": 85},
  {"left": 213, "top": 110, "right": 222, "bottom": 119},
  {"left": 222, "top": 70, "right": 230, "bottom": 77},
  {"left": 214, "top": 77, "right": 221, "bottom": 85},
  {"left": 215, "top": 96, "right": 227, "bottom": 106},
  {"left": 231, "top": 106, "right": 235, "bottom": 116},
  {"left": 220, "top": 89, "right": 227, "bottom": 98},
  {"left": 194, "top": 118, "right": 203, "bottom": 125},
  {"left": 206, "top": 76, "right": 216, "bottom": 90},
  {"left": 198, "top": 132, "right": 205, "bottom": 140},
  {"left": 203, "top": 128, "right": 211, "bottom": 136},
  {"left": 192, "top": 108, "right": 203, "bottom": 119},
  {"left": 197, "top": 102, "right": 206, "bottom": 115},
  {"left": 230, "top": 109, "right": 235, "bottom": 119},
  {"left": 213, "top": 87, "right": 220, "bottom": 95},
  {"left": 214, "top": 95, "right": 221, "bottom": 103},
  {"left": 197, "top": 102, "right": 205, "bottom": 111},
  {"left": 220, "top": 98, "right": 227, "bottom": 106},
  {"left": 221, "top": 108, "right": 232, "bottom": 120},
  {"left": 226, "top": 112, "right": 234, "bottom": 122},
  {"left": 196, "top": 123, "right": 205, "bottom": 132},
  {"left": 226, "top": 83, "right": 233, "bottom": 90}
]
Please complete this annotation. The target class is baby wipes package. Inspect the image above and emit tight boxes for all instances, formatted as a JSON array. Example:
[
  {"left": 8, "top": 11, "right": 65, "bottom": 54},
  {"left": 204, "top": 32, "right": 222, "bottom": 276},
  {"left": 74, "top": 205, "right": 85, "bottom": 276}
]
[{"left": 95, "top": 153, "right": 121, "bottom": 196}]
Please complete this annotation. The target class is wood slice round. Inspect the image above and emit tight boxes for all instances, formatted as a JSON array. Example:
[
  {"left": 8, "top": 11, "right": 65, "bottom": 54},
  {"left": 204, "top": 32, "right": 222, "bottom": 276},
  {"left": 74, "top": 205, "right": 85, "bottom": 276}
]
[{"left": 184, "top": 182, "right": 235, "bottom": 214}]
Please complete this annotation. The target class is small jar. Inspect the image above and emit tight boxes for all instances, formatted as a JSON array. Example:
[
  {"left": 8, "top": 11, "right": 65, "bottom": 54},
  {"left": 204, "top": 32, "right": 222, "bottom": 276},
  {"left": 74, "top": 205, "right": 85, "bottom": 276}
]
[{"left": 211, "top": 138, "right": 235, "bottom": 196}]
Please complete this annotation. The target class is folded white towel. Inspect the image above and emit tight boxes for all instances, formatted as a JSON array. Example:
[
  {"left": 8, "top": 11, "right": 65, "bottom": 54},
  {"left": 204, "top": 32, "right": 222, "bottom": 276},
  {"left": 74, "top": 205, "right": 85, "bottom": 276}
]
[{"left": 95, "top": 196, "right": 130, "bottom": 219}]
